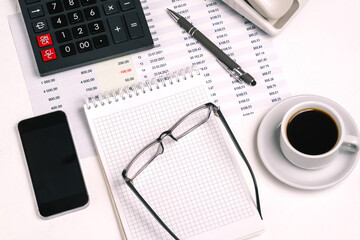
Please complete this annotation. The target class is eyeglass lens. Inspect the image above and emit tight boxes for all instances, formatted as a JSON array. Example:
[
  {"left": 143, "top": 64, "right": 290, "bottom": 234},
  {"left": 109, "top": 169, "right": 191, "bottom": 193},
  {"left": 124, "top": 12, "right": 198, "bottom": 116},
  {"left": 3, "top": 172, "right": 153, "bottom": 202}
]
[
  {"left": 171, "top": 106, "right": 210, "bottom": 139},
  {"left": 126, "top": 141, "right": 163, "bottom": 180},
  {"left": 127, "top": 106, "right": 211, "bottom": 180}
]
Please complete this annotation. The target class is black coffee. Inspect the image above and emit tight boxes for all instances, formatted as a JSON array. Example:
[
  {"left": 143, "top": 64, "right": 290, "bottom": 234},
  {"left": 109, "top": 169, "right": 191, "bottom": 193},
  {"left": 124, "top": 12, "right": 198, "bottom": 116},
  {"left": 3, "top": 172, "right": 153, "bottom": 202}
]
[{"left": 286, "top": 108, "right": 338, "bottom": 155}]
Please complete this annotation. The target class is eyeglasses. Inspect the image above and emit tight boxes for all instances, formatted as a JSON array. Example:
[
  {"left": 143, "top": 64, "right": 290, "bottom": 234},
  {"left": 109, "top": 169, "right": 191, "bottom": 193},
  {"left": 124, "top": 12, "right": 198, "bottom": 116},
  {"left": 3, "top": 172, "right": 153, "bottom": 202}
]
[{"left": 122, "top": 102, "right": 262, "bottom": 240}]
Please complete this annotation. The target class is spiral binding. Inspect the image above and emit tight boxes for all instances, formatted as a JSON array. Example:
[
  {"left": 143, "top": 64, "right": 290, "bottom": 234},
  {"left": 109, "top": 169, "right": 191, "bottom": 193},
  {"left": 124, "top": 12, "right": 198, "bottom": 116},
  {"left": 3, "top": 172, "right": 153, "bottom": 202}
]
[{"left": 85, "top": 66, "right": 201, "bottom": 110}]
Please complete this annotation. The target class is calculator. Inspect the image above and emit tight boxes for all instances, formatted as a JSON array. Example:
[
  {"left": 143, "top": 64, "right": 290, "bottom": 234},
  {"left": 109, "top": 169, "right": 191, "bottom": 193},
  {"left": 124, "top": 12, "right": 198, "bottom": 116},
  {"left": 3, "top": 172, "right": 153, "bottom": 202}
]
[{"left": 18, "top": 0, "right": 153, "bottom": 76}]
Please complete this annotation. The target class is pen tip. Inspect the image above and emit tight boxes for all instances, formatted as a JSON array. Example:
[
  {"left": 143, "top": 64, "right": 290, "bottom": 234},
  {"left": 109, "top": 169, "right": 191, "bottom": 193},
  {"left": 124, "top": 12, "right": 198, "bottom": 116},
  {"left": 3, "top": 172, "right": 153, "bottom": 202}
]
[
  {"left": 166, "top": 8, "right": 180, "bottom": 22},
  {"left": 240, "top": 73, "right": 256, "bottom": 86}
]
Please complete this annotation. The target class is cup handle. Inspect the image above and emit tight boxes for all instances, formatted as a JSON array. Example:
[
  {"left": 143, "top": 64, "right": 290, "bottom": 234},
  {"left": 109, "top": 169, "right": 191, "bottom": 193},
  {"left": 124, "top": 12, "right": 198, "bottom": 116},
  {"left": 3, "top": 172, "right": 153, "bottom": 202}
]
[{"left": 341, "top": 135, "right": 360, "bottom": 153}]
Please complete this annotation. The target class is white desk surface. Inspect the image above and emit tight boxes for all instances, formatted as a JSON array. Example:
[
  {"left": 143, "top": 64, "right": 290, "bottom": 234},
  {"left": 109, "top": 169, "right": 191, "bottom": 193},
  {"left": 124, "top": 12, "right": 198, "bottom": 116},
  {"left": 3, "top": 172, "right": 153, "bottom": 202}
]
[{"left": 1, "top": 0, "right": 359, "bottom": 239}]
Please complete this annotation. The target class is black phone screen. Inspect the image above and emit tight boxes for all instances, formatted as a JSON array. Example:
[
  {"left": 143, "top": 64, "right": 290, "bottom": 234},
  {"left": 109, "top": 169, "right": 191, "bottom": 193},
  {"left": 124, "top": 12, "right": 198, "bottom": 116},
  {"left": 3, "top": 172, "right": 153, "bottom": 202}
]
[{"left": 18, "top": 111, "right": 88, "bottom": 217}]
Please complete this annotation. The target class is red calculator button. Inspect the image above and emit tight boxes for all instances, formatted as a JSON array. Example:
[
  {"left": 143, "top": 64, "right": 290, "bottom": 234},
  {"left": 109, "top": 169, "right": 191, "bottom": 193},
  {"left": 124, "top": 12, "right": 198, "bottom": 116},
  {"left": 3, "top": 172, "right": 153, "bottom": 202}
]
[
  {"left": 37, "top": 33, "right": 53, "bottom": 48},
  {"left": 41, "top": 48, "right": 57, "bottom": 62}
]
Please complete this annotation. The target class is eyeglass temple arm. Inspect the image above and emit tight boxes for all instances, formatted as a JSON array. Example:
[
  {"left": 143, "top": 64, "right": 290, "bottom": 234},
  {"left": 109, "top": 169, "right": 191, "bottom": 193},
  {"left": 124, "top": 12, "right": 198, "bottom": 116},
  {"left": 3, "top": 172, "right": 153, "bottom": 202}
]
[
  {"left": 122, "top": 170, "right": 180, "bottom": 240},
  {"left": 215, "top": 108, "right": 263, "bottom": 219}
]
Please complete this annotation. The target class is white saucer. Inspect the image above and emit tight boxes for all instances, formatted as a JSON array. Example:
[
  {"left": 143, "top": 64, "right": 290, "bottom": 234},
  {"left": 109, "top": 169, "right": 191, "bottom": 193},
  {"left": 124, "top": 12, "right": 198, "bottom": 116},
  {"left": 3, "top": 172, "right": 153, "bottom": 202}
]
[{"left": 257, "top": 95, "right": 360, "bottom": 190}]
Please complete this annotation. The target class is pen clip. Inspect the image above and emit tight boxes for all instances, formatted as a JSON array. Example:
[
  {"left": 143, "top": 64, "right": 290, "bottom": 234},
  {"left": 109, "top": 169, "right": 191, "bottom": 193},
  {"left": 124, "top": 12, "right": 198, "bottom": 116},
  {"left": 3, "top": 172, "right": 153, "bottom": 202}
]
[{"left": 216, "top": 59, "right": 243, "bottom": 83}]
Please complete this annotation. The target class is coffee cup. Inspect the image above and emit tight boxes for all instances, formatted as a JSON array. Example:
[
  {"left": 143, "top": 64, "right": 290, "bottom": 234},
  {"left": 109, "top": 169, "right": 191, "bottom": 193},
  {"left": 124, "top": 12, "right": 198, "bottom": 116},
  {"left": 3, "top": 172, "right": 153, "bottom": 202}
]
[{"left": 280, "top": 101, "right": 359, "bottom": 170}]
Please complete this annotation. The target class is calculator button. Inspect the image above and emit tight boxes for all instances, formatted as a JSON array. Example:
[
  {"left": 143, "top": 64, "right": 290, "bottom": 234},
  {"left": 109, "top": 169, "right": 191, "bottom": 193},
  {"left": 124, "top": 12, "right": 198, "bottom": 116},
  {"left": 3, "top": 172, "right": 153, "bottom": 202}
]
[
  {"left": 93, "top": 35, "right": 109, "bottom": 48},
  {"left": 28, "top": 5, "right": 44, "bottom": 19},
  {"left": 63, "top": 0, "right": 80, "bottom": 10},
  {"left": 88, "top": 20, "right": 105, "bottom": 34},
  {"left": 81, "top": 0, "right": 97, "bottom": 6},
  {"left": 123, "top": 12, "right": 144, "bottom": 39},
  {"left": 76, "top": 39, "right": 93, "bottom": 52},
  {"left": 41, "top": 48, "right": 57, "bottom": 62},
  {"left": 72, "top": 25, "right": 89, "bottom": 38},
  {"left": 60, "top": 43, "right": 77, "bottom": 57},
  {"left": 103, "top": 1, "right": 119, "bottom": 15},
  {"left": 84, "top": 6, "right": 101, "bottom": 20},
  {"left": 119, "top": 0, "right": 135, "bottom": 11},
  {"left": 32, "top": 19, "right": 48, "bottom": 33},
  {"left": 51, "top": 15, "right": 68, "bottom": 28},
  {"left": 46, "top": 1, "right": 64, "bottom": 14},
  {"left": 107, "top": 16, "right": 127, "bottom": 43},
  {"left": 67, "top": 10, "right": 84, "bottom": 24},
  {"left": 55, "top": 29, "right": 72, "bottom": 43},
  {"left": 37, "top": 33, "right": 53, "bottom": 48}
]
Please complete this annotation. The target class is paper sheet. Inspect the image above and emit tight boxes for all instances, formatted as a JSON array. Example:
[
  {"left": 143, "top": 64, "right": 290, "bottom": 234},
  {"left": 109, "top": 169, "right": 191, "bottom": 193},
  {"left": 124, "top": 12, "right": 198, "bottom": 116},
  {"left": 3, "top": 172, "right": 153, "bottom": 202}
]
[{"left": 9, "top": 0, "right": 290, "bottom": 158}]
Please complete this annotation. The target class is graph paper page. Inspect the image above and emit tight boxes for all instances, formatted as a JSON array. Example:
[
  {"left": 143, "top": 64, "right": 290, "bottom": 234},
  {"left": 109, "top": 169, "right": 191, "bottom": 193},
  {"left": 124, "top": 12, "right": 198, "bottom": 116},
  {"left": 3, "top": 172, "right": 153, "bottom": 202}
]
[{"left": 84, "top": 73, "right": 264, "bottom": 240}]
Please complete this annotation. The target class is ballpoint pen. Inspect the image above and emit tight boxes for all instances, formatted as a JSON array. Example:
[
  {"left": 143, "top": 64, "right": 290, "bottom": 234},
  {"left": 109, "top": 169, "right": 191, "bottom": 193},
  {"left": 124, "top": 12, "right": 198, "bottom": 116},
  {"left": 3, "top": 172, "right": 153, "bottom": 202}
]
[{"left": 167, "top": 8, "right": 256, "bottom": 86}]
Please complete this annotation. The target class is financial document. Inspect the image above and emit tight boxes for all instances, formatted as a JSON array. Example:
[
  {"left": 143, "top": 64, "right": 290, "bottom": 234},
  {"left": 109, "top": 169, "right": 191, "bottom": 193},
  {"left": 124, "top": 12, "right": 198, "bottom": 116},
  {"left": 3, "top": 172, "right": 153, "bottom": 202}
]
[{"left": 9, "top": 0, "right": 290, "bottom": 159}]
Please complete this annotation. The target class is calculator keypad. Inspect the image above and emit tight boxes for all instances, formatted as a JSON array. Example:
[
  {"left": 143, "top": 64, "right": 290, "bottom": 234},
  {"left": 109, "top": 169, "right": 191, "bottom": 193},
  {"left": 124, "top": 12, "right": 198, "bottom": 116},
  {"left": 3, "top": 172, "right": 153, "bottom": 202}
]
[{"left": 19, "top": 0, "right": 153, "bottom": 76}]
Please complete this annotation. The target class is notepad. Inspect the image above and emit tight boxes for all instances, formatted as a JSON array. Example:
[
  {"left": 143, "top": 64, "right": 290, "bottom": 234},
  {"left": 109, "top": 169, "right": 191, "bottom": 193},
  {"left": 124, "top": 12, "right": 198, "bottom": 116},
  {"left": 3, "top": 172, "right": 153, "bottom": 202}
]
[{"left": 84, "top": 68, "right": 264, "bottom": 240}]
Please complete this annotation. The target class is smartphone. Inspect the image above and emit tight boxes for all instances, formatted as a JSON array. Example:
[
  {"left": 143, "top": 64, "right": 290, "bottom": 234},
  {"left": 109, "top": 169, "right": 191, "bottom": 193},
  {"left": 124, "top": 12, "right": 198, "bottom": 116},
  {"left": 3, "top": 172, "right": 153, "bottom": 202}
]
[{"left": 18, "top": 111, "right": 89, "bottom": 218}]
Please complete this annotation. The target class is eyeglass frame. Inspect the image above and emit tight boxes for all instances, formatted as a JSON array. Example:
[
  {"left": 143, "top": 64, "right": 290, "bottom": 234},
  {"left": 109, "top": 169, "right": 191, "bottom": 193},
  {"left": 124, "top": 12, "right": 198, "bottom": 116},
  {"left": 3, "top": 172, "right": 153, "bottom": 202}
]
[{"left": 122, "top": 102, "right": 262, "bottom": 240}]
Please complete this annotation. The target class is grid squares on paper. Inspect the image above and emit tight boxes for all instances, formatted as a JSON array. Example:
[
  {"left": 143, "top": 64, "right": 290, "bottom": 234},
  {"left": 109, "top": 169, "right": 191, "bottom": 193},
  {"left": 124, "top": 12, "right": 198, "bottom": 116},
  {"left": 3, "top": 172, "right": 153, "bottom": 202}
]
[{"left": 93, "top": 85, "right": 254, "bottom": 240}]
